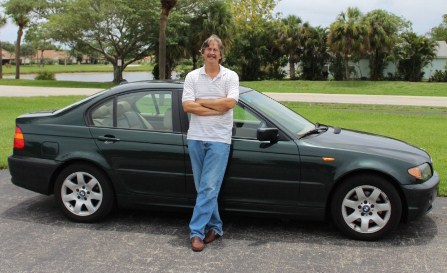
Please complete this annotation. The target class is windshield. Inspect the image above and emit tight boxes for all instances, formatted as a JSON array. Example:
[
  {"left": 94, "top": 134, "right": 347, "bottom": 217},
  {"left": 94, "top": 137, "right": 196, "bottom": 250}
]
[{"left": 240, "top": 90, "right": 315, "bottom": 135}]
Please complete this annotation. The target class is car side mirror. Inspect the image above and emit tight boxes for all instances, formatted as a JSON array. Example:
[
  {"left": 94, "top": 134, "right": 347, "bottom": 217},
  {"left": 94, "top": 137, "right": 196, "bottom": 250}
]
[{"left": 257, "top": 128, "right": 279, "bottom": 143}]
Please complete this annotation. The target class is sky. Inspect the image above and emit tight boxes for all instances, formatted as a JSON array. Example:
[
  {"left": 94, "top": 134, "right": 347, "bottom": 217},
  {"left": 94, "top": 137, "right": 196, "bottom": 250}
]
[
  {"left": 0, "top": 0, "right": 445, "bottom": 44},
  {"left": 274, "top": 0, "right": 445, "bottom": 35}
]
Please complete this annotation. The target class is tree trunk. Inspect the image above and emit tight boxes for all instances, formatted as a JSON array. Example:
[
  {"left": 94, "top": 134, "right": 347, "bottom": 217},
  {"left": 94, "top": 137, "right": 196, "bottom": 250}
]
[
  {"left": 192, "top": 54, "right": 198, "bottom": 70},
  {"left": 158, "top": 9, "right": 168, "bottom": 80},
  {"left": 158, "top": 0, "right": 177, "bottom": 80},
  {"left": 40, "top": 50, "right": 45, "bottom": 67},
  {"left": 113, "top": 64, "right": 123, "bottom": 85},
  {"left": 15, "top": 27, "right": 23, "bottom": 79},
  {"left": 289, "top": 53, "right": 296, "bottom": 80},
  {"left": 344, "top": 57, "right": 349, "bottom": 80}
]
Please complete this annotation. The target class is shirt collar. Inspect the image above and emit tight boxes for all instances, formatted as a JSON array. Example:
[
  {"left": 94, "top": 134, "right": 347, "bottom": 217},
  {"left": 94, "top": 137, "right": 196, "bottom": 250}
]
[{"left": 199, "top": 65, "right": 226, "bottom": 77}]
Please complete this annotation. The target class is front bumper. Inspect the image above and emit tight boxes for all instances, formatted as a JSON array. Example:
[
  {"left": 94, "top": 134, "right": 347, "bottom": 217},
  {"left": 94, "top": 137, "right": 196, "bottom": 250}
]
[
  {"left": 401, "top": 171, "right": 440, "bottom": 221},
  {"left": 8, "top": 155, "right": 61, "bottom": 195}
]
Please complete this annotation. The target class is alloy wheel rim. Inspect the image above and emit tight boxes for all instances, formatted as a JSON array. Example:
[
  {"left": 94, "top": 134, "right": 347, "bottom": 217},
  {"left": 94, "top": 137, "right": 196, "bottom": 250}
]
[
  {"left": 61, "top": 172, "right": 103, "bottom": 216},
  {"left": 341, "top": 185, "right": 392, "bottom": 234}
]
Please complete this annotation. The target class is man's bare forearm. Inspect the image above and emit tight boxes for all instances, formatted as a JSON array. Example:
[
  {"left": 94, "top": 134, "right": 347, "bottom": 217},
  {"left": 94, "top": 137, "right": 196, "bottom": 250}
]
[
  {"left": 182, "top": 101, "right": 223, "bottom": 116},
  {"left": 196, "top": 98, "right": 236, "bottom": 112}
]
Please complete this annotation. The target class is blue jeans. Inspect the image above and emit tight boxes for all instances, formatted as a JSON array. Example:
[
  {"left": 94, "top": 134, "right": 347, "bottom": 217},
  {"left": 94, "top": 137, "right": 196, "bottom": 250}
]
[{"left": 188, "top": 140, "right": 230, "bottom": 240}]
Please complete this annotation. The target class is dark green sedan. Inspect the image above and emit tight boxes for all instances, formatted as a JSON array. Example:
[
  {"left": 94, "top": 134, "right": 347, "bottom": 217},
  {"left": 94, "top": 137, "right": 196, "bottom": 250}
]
[{"left": 8, "top": 81, "right": 439, "bottom": 240}]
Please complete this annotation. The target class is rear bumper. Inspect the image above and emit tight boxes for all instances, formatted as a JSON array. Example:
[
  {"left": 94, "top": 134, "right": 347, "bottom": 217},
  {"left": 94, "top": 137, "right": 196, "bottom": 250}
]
[
  {"left": 401, "top": 171, "right": 440, "bottom": 221},
  {"left": 8, "top": 155, "right": 61, "bottom": 195}
]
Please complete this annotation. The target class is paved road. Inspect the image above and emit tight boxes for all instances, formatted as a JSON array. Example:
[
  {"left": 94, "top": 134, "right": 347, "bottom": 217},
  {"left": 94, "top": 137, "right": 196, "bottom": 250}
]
[
  {"left": 1, "top": 169, "right": 446, "bottom": 273},
  {"left": 1, "top": 85, "right": 447, "bottom": 107}
]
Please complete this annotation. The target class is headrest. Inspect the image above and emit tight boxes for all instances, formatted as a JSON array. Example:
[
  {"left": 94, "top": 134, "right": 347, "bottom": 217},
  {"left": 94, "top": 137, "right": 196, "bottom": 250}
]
[
  {"left": 92, "top": 105, "right": 110, "bottom": 118},
  {"left": 117, "top": 101, "right": 131, "bottom": 115}
]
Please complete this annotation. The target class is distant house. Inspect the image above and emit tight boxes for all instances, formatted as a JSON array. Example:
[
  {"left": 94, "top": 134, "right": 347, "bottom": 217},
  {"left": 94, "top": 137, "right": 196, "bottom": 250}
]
[
  {"left": 2, "top": 49, "right": 93, "bottom": 65},
  {"left": 1, "top": 49, "right": 14, "bottom": 65},
  {"left": 423, "top": 41, "right": 447, "bottom": 78},
  {"left": 34, "top": 50, "right": 78, "bottom": 65},
  {"left": 353, "top": 41, "right": 447, "bottom": 80}
]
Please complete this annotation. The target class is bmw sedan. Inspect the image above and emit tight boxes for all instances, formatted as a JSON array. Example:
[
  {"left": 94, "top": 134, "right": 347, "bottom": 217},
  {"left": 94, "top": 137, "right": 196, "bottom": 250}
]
[{"left": 8, "top": 81, "right": 439, "bottom": 240}]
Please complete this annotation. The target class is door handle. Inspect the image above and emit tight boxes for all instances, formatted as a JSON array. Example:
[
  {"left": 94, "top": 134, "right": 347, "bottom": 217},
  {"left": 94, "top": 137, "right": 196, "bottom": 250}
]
[{"left": 97, "top": 135, "right": 120, "bottom": 144}]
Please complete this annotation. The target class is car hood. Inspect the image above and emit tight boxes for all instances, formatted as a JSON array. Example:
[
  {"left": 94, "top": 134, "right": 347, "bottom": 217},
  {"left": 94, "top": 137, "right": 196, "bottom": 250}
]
[{"left": 300, "top": 127, "right": 431, "bottom": 164}]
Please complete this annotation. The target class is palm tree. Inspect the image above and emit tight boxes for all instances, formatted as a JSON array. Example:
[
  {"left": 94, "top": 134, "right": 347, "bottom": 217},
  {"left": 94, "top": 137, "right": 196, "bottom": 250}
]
[
  {"left": 188, "top": 0, "right": 233, "bottom": 69},
  {"left": 363, "top": 10, "right": 404, "bottom": 80},
  {"left": 278, "top": 15, "right": 304, "bottom": 79},
  {"left": 0, "top": 14, "right": 7, "bottom": 79},
  {"left": 301, "top": 26, "right": 330, "bottom": 80},
  {"left": 398, "top": 32, "right": 437, "bottom": 82},
  {"left": 3, "top": 0, "right": 35, "bottom": 79},
  {"left": 159, "top": 0, "right": 177, "bottom": 80},
  {"left": 328, "top": 7, "right": 367, "bottom": 80}
]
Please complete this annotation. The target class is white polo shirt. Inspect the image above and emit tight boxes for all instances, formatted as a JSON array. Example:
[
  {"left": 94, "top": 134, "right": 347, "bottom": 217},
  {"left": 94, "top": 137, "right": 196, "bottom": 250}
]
[{"left": 182, "top": 65, "right": 239, "bottom": 144}]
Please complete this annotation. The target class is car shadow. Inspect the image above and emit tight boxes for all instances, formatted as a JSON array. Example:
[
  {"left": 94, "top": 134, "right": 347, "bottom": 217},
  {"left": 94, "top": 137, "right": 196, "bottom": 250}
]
[{"left": 2, "top": 194, "right": 438, "bottom": 248}]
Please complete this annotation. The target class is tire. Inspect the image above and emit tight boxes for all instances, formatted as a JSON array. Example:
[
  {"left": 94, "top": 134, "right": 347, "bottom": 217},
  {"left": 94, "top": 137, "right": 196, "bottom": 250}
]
[
  {"left": 331, "top": 174, "right": 402, "bottom": 240},
  {"left": 54, "top": 163, "right": 114, "bottom": 222}
]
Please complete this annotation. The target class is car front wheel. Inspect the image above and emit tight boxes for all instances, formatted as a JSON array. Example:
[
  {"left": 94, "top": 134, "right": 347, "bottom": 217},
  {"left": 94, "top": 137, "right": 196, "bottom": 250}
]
[
  {"left": 54, "top": 163, "right": 114, "bottom": 222},
  {"left": 331, "top": 174, "right": 402, "bottom": 240}
]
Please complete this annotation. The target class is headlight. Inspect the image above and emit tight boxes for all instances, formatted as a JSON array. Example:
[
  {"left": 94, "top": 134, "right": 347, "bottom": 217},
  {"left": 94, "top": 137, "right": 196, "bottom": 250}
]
[{"left": 408, "top": 163, "right": 433, "bottom": 181}]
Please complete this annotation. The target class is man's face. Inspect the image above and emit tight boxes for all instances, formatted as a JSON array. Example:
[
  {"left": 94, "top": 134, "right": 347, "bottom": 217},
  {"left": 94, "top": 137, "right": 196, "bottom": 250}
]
[{"left": 202, "top": 41, "right": 221, "bottom": 64}]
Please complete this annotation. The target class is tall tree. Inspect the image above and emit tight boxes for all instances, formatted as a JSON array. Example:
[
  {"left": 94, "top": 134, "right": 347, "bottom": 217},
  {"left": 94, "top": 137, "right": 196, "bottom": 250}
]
[
  {"left": 187, "top": 0, "right": 233, "bottom": 69},
  {"left": 0, "top": 14, "right": 7, "bottom": 79},
  {"left": 226, "top": 18, "right": 278, "bottom": 80},
  {"left": 224, "top": 0, "right": 281, "bottom": 80},
  {"left": 328, "top": 7, "right": 367, "bottom": 80},
  {"left": 25, "top": 23, "right": 55, "bottom": 67},
  {"left": 278, "top": 15, "right": 304, "bottom": 79},
  {"left": 225, "top": 0, "right": 279, "bottom": 30},
  {"left": 45, "top": 0, "right": 158, "bottom": 84},
  {"left": 397, "top": 32, "right": 437, "bottom": 82},
  {"left": 301, "top": 26, "right": 330, "bottom": 80},
  {"left": 159, "top": 0, "right": 177, "bottom": 80},
  {"left": 363, "top": 10, "right": 409, "bottom": 80},
  {"left": 152, "top": 11, "right": 188, "bottom": 80},
  {"left": 430, "top": 14, "right": 447, "bottom": 42},
  {"left": 2, "top": 0, "right": 36, "bottom": 79}
]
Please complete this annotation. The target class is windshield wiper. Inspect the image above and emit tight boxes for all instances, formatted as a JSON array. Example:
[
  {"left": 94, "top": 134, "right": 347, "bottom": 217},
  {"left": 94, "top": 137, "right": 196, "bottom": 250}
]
[{"left": 299, "top": 123, "right": 328, "bottom": 139}]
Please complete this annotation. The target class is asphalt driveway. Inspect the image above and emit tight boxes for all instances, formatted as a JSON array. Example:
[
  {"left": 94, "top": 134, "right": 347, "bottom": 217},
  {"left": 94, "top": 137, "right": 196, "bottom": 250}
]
[{"left": 1, "top": 170, "right": 446, "bottom": 273}]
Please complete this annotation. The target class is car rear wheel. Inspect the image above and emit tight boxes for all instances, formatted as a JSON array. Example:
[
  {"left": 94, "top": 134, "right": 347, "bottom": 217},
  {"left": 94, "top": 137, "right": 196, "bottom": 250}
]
[
  {"left": 54, "top": 163, "right": 114, "bottom": 222},
  {"left": 331, "top": 174, "right": 402, "bottom": 240}
]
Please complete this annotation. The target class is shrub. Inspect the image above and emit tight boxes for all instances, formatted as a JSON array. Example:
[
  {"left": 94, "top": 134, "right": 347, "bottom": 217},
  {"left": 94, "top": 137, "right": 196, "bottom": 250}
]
[
  {"left": 35, "top": 71, "right": 56, "bottom": 80},
  {"left": 429, "top": 70, "right": 447, "bottom": 82}
]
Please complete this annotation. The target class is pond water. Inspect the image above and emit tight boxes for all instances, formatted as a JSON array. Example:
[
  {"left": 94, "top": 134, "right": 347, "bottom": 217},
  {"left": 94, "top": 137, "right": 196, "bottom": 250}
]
[{"left": 5, "top": 71, "right": 178, "bottom": 82}]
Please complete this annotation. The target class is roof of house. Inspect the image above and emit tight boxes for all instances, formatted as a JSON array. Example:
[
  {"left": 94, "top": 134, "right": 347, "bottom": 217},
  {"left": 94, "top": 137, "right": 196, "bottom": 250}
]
[
  {"left": 1, "top": 49, "right": 14, "bottom": 59},
  {"left": 38, "top": 50, "right": 70, "bottom": 59}
]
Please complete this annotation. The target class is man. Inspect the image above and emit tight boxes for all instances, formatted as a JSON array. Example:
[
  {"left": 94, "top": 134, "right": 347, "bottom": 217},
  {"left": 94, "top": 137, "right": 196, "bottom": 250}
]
[{"left": 182, "top": 34, "right": 239, "bottom": 252}]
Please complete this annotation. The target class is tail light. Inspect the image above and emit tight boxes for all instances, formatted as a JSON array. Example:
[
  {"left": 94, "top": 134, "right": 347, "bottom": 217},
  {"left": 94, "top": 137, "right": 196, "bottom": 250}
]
[{"left": 14, "top": 126, "right": 25, "bottom": 150}]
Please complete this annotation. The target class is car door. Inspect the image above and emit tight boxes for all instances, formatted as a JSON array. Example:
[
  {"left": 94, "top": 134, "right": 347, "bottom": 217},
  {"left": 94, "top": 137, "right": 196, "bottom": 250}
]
[
  {"left": 184, "top": 104, "right": 301, "bottom": 214},
  {"left": 89, "top": 90, "right": 188, "bottom": 204}
]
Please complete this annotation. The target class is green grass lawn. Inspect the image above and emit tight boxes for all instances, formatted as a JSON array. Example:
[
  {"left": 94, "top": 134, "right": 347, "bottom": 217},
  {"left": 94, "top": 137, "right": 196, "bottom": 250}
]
[
  {"left": 241, "top": 80, "right": 447, "bottom": 96},
  {"left": 1, "top": 96, "right": 445, "bottom": 195},
  {"left": 0, "top": 79, "right": 112, "bottom": 89},
  {"left": 2, "top": 77, "right": 447, "bottom": 97},
  {"left": 2, "top": 63, "right": 153, "bottom": 74}
]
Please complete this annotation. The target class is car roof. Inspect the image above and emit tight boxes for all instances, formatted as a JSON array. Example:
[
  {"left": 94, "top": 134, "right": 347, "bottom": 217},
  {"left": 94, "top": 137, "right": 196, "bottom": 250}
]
[{"left": 101, "top": 80, "right": 252, "bottom": 96}]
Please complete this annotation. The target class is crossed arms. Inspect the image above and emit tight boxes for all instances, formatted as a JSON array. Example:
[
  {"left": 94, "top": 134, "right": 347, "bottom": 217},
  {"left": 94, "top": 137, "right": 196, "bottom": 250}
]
[{"left": 183, "top": 98, "right": 237, "bottom": 116}]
